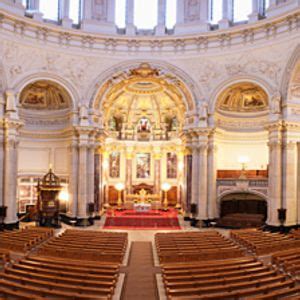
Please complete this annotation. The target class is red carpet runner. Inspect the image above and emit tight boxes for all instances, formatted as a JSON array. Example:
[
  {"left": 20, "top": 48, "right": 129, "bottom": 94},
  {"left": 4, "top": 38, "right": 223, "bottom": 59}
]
[{"left": 104, "top": 209, "right": 181, "bottom": 230}]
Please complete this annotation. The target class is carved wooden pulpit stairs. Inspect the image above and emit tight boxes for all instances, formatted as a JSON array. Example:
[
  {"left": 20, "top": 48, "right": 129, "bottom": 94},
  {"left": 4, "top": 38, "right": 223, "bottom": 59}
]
[{"left": 36, "top": 167, "right": 62, "bottom": 228}]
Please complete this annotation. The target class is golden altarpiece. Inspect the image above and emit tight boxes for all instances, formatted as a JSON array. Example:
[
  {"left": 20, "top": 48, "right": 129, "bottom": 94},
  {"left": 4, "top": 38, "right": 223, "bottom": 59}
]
[{"left": 98, "top": 63, "right": 188, "bottom": 210}]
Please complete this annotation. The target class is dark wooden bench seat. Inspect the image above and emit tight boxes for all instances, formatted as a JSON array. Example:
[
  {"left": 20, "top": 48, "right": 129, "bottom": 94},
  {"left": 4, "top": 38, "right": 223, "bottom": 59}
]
[
  {"left": 1, "top": 273, "right": 113, "bottom": 297},
  {"left": 0, "top": 279, "right": 110, "bottom": 299},
  {"left": 168, "top": 280, "right": 295, "bottom": 299}
]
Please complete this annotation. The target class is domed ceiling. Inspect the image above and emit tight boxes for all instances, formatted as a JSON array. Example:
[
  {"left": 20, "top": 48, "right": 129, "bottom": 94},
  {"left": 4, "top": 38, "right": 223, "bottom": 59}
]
[
  {"left": 217, "top": 83, "right": 268, "bottom": 113},
  {"left": 102, "top": 63, "right": 186, "bottom": 129},
  {"left": 20, "top": 80, "right": 71, "bottom": 110}
]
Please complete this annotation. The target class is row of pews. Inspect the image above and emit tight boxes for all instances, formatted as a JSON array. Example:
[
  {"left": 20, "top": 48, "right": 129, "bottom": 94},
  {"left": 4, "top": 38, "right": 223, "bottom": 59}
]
[
  {"left": 0, "top": 227, "right": 128, "bottom": 299},
  {"left": 231, "top": 228, "right": 300, "bottom": 255},
  {"left": 273, "top": 248, "right": 300, "bottom": 277},
  {"left": 36, "top": 229, "right": 127, "bottom": 263},
  {"left": 155, "top": 231, "right": 244, "bottom": 263},
  {"left": 0, "top": 227, "right": 54, "bottom": 252},
  {"left": 156, "top": 231, "right": 300, "bottom": 299}
]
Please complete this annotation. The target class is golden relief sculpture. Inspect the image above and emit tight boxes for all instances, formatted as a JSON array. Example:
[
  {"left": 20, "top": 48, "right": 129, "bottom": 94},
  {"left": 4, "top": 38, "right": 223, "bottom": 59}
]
[
  {"left": 20, "top": 80, "right": 71, "bottom": 110},
  {"left": 218, "top": 83, "right": 268, "bottom": 112}
]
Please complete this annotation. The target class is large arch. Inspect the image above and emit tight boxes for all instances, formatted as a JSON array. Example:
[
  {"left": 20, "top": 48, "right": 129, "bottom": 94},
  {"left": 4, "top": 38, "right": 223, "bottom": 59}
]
[
  {"left": 12, "top": 72, "right": 81, "bottom": 110},
  {"left": 87, "top": 60, "right": 201, "bottom": 113},
  {"left": 281, "top": 44, "right": 300, "bottom": 103}
]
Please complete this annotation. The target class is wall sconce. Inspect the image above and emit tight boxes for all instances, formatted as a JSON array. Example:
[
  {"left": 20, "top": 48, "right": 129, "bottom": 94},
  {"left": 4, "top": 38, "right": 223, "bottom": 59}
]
[{"left": 161, "top": 182, "right": 171, "bottom": 211}]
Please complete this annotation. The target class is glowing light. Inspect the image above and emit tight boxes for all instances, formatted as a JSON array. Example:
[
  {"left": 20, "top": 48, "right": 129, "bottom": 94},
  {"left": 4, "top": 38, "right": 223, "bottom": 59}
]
[
  {"left": 238, "top": 156, "right": 250, "bottom": 164},
  {"left": 161, "top": 182, "right": 171, "bottom": 192},
  {"left": 58, "top": 190, "right": 69, "bottom": 202},
  {"left": 115, "top": 183, "right": 125, "bottom": 191}
]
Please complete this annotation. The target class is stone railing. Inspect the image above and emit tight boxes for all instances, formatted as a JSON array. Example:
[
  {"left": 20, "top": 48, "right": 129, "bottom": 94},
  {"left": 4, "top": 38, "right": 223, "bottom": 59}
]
[
  {"left": 217, "top": 178, "right": 268, "bottom": 199},
  {"left": 0, "top": 7, "right": 299, "bottom": 54}
]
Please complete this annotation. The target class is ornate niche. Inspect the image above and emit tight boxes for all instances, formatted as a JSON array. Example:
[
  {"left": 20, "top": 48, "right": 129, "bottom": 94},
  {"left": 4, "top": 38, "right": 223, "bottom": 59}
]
[
  {"left": 217, "top": 83, "right": 268, "bottom": 113},
  {"left": 20, "top": 80, "right": 71, "bottom": 110},
  {"left": 100, "top": 63, "right": 187, "bottom": 141}
]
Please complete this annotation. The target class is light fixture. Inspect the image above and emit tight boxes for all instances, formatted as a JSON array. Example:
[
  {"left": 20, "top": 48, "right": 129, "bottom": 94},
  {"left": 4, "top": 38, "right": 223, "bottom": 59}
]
[
  {"left": 115, "top": 183, "right": 125, "bottom": 210},
  {"left": 238, "top": 155, "right": 249, "bottom": 179},
  {"left": 58, "top": 189, "right": 69, "bottom": 202},
  {"left": 161, "top": 182, "right": 171, "bottom": 211}
]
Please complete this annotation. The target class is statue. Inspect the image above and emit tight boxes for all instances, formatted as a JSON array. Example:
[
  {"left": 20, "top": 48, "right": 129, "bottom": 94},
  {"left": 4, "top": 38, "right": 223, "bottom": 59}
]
[
  {"left": 199, "top": 101, "right": 208, "bottom": 120},
  {"left": 271, "top": 91, "right": 281, "bottom": 114}
]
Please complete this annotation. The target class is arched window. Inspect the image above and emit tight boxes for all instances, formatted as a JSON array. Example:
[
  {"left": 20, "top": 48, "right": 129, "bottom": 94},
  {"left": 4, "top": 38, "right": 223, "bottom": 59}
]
[
  {"left": 115, "top": 0, "right": 126, "bottom": 28},
  {"left": 69, "top": 0, "right": 82, "bottom": 24},
  {"left": 233, "top": 0, "right": 252, "bottom": 22},
  {"left": 22, "top": 0, "right": 27, "bottom": 8},
  {"left": 210, "top": 0, "right": 223, "bottom": 24},
  {"left": 166, "top": 0, "right": 177, "bottom": 29},
  {"left": 39, "top": 0, "right": 59, "bottom": 21},
  {"left": 134, "top": 0, "right": 158, "bottom": 29}
]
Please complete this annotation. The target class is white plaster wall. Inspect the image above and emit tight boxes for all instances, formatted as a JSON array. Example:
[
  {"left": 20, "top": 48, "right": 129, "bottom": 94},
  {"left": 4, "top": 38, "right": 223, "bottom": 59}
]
[
  {"left": 18, "top": 139, "right": 69, "bottom": 176},
  {"left": 217, "top": 132, "right": 269, "bottom": 170}
]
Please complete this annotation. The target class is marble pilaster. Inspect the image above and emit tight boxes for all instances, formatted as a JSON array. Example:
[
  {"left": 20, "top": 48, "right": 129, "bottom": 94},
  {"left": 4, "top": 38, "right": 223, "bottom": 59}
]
[
  {"left": 207, "top": 132, "right": 218, "bottom": 219},
  {"left": 126, "top": 0, "right": 136, "bottom": 35},
  {"left": 267, "top": 122, "right": 283, "bottom": 226},
  {"left": 198, "top": 143, "right": 208, "bottom": 220},
  {"left": 191, "top": 145, "right": 199, "bottom": 209},
  {"left": 67, "top": 138, "right": 78, "bottom": 217},
  {"left": 60, "top": 0, "right": 73, "bottom": 28}
]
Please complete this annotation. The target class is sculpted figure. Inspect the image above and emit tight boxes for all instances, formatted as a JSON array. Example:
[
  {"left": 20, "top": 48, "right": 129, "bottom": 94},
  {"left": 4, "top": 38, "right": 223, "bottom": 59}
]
[
  {"left": 271, "top": 91, "right": 281, "bottom": 114},
  {"left": 199, "top": 101, "right": 208, "bottom": 120}
]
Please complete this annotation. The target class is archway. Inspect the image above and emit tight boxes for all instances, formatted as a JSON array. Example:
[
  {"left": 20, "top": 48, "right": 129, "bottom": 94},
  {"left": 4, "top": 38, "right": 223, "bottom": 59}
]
[
  {"left": 17, "top": 80, "right": 73, "bottom": 217},
  {"left": 92, "top": 63, "right": 193, "bottom": 209},
  {"left": 218, "top": 192, "right": 267, "bottom": 228}
]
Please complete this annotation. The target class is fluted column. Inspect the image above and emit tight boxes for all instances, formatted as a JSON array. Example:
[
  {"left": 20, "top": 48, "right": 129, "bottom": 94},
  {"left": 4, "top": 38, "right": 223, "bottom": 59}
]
[
  {"left": 67, "top": 138, "right": 78, "bottom": 217},
  {"left": 198, "top": 143, "right": 208, "bottom": 220},
  {"left": 207, "top": 132, "right": 218, "bottom": 219},
  {"left": 155, "top": 0, "right": 166, "bottom": 35},
  {"left": 267, "top": 122, "right": 282, "bottom": 226},
  {"left": 126, "top": 0, "right": 136, "bottom": 35},
  {"left": 219, "top": 0, "right": 233, "bottom": 29}
]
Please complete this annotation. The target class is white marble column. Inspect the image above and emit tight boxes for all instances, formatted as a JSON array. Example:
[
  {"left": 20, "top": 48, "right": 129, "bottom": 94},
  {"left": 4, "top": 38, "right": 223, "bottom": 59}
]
[
  {"left": 282, "top": 125, "right": 298, "bottom": 226},
  {"left": 67, "top": 138, "right": 78, "bottom": 217},
  {"left": 60, "top": 0, "right": 73, "bottom": 28},
  {"left": 219, "top": 0, "right": 233, "bottom": 29},
  {"left": 3, "top": 121, "right": 21, "bottom": 225},
  {"left": 155, "top": 0, "right": 166, "bottom": 35},
  {"left": 267, "top": 123, "right": 282, "bottom": 226},
  {"left": 207, "top": 133, "right": 218, "bottom": 219},
  {"left": 198, "top": 144, "right": 208, "bottom": 220},
  {"left": 0, "top": 95, "right": 5, "bottom": 209},
  {"left": 125, "top": 153, "right": 133, "bottom": 194},
  {"left": 88, "top": 143, "right": 95, "bottom": 210},
  {"left": 27, "top": 0, "right": 43, "bottom": 21},
  {"left": 126, "top": 0, "right": 136, "bottom": 35},
  {"left": 77, "top": 133, "right": 89, "bottom": 220},
  {"left": 191, "top": 146, "right": 199, "bottom": 209},
  {"left": 248, "top": 0, "right": 262, "bottom": 22}
]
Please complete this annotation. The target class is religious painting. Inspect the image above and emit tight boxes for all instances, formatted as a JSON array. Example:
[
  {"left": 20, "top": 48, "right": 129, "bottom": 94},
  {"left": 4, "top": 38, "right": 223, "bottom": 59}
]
[
  {"left": 167, "top": 152, "right": 178, "bottom": 179},
  {"left": 109, "top": 152, "right": 120, "bottom": 178},
  {"left": 137, "top": 117, "right": 151, "bottom": 133},
  {"left": 136, "top": 153, "right": 151, "bottom": 179}
]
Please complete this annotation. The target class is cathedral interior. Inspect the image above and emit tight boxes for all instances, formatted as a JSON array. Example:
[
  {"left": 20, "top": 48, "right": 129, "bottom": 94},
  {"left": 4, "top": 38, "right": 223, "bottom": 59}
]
[{"left": 0, "top": 0, "right": 300, "bottom": 299}]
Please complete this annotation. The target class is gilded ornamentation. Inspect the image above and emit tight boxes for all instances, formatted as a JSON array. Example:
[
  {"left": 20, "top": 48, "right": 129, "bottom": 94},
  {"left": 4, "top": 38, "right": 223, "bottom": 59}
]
[
  {"left": 20, "top": 81, "right": 71, "bottom": 110},
  {"left": 217, "top": 83, "right": 268, "bottom": 112}
]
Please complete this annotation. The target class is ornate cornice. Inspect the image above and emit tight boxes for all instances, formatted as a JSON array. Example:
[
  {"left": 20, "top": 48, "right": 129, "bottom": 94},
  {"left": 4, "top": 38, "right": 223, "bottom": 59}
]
[{"left": 0, "top": 9, "right": 299, "bottom": 54}]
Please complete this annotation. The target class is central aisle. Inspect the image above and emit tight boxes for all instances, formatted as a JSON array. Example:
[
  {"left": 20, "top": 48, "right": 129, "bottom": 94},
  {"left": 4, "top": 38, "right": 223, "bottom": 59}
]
[{"left": 122, "top": 242, "right": 159, "bottom": 300}]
